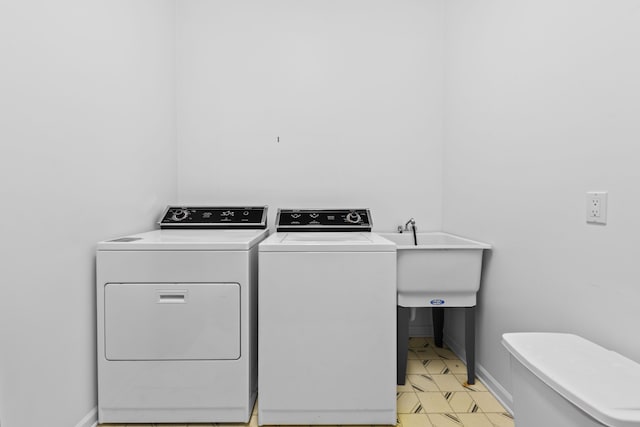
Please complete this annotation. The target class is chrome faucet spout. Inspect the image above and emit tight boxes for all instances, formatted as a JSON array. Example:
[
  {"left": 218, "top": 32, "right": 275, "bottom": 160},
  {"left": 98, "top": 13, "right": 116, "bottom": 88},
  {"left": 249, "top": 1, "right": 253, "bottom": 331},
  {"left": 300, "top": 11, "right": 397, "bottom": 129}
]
[
  {"left": 397, "top": 218, "right": 417, "bottom": 234},
  {"left": 404, "top": 218, "right": 416, "bottom": 231}
]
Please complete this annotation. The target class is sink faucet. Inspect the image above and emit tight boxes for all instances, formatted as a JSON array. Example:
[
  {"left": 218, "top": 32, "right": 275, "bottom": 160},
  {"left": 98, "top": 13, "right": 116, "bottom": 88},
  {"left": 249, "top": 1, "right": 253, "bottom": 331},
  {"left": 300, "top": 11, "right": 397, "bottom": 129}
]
[
  {"left": 404, "top": 218, "right": 416, "bottom": 232},
  {"left": 406, "top": 218, "right": 418, "bottom": 245},
  {"left": 398, "top": 218, "right": 416, "bottom": 233}
]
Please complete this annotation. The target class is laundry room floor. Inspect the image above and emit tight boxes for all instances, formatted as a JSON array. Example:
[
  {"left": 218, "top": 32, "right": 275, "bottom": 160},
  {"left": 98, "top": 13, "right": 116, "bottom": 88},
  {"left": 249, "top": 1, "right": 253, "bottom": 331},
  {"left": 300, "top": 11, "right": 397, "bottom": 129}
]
[{"left": 98, "top": 337, "right": 513, "bottom": 427}]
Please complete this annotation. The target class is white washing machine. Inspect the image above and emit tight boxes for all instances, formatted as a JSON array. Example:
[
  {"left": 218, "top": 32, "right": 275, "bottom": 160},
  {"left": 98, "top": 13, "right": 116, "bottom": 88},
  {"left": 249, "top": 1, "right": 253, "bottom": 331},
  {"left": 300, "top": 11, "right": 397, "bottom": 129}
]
[
  {"left": 258, "top": 209, "right": 397, "bottom": 425},
  {"left": 96, "top": 206, "right": 268, "bottom": 424}
]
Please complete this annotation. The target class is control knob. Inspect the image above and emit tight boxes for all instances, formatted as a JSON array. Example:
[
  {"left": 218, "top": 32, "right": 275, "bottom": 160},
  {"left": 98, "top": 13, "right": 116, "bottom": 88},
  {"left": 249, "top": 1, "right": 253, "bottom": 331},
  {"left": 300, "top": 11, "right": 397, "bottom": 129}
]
[
  {"left": 345, "top": 211, "right": 361, "bottom": 224},
  {"left": 171, "top": 209, "right": 190, "bottom": 222}
]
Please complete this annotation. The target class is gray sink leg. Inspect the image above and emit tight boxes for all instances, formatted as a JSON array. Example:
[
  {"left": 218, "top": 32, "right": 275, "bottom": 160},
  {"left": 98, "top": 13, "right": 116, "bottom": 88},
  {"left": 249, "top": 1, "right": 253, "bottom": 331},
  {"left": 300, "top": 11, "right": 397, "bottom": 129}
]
[
  {"left": 397, "top": 306, "right": 410, "bottom": 385},
  {"left": 432, "top": 307, "right": 445, "bottom": 347},
  {"left": 465, "top": 306, "right": 476, "bottom": 385}
]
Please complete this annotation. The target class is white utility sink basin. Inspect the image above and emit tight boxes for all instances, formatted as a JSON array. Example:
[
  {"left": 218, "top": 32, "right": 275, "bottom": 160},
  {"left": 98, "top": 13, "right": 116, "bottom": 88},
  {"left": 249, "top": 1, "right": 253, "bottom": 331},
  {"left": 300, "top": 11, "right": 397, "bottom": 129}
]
[{"left": 379, "top": 232, "right": 491, "bottom": 307}]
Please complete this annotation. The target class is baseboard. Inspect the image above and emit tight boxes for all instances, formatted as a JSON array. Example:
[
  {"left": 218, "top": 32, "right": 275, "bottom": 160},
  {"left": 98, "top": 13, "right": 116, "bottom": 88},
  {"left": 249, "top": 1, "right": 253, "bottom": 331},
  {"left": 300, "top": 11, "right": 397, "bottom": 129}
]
[
  {"left": 444, "top": 334, "right": 513, "bottom": 414},
  {"left": 74, "top": 406, "right": 97, "bottom": 427}
]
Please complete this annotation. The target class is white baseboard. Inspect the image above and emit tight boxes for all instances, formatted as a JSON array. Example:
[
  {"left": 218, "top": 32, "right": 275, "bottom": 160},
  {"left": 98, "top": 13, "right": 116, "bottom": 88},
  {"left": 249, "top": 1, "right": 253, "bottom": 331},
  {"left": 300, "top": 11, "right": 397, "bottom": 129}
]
[
  {"left": 74, "top": 406, "right": 97, "bottom": 427},
  {"left": 444, "top": 334, "right": 513, "bottom": 414}
]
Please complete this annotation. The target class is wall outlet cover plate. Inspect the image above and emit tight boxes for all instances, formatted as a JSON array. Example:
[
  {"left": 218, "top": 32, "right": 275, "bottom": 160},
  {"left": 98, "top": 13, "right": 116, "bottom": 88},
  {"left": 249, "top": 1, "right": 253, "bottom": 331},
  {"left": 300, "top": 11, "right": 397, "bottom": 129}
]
[{"left": 586, "top": 191, "right": 607, "bottom": 225}]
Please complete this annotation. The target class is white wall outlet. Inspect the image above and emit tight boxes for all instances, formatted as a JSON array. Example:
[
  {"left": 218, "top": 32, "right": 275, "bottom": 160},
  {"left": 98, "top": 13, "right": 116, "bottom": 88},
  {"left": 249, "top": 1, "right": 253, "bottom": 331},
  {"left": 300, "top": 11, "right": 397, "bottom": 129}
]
[{"left": 586, "top": 191, "right": 608, "bottom": 224}]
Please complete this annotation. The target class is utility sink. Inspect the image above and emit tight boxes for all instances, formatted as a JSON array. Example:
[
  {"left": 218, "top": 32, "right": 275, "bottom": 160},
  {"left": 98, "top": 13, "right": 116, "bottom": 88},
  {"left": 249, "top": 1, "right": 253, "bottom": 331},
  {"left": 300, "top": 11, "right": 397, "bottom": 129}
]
[{"left": 379, "top": 232, "right": 491, "bottom": 307}]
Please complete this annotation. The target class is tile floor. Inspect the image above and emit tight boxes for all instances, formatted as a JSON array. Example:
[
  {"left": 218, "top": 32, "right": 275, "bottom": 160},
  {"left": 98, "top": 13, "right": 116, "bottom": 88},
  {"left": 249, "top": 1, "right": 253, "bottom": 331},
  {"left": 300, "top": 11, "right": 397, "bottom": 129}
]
[{"left": 99, "top": 337, "right": 513, "bottom": 427}]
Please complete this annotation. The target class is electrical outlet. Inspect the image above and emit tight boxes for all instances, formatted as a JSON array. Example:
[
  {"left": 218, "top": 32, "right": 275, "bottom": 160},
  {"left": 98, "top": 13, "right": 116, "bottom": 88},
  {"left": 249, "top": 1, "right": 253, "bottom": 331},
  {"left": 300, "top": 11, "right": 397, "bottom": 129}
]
[{"left": 586, "top": 191, "right": 607, "bottom": 224}]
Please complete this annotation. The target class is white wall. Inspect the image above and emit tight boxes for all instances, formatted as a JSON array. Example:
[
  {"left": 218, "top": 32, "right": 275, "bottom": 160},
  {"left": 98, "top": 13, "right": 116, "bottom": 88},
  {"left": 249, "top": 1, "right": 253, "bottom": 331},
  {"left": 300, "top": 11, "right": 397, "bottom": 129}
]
[
  {"left": 0, "top": 2, "right": 176, "bottom": 426},
  {"left": 442, "top": 0, "right": 640, "bottom": 405},
  {"left": 176, "top": 0, "right": 445, "bottom": 231}
]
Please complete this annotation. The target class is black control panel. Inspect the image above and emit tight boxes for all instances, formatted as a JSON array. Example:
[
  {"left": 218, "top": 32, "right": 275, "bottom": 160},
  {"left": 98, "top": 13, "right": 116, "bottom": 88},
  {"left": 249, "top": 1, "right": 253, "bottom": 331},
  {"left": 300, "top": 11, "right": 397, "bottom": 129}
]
[
  {"left": 276, "top": 209, "right": 372, "bottom": 232},
  {"left": 158, "top": 206, "right": 268, "bottom": 229}
]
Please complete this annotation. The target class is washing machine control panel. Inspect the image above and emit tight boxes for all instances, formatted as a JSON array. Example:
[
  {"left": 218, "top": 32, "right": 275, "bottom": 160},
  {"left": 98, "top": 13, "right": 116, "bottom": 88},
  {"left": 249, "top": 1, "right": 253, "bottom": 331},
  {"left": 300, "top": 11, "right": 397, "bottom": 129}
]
[
  {"left": 276, "top": 209, "right": 372, "bottom": 232},
  {"left": 159, "top": 206, "right": 268, "bottom": 229}
]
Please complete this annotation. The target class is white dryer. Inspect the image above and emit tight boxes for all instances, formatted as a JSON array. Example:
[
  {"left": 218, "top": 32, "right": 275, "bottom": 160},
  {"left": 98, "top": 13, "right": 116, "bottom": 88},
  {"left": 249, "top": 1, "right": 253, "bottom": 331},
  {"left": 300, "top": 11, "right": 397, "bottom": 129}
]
[
  {"left": 96, "top": 206, "right": 268, "bottom": 424},
  {"left": 258, "top": 209, "right": 397, "bottom": 425}
]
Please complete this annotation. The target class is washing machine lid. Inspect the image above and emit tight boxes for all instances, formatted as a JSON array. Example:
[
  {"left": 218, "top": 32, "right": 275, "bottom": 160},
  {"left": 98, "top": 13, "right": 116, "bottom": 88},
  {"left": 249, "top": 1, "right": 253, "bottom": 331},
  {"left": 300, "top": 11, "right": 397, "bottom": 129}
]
[
  {"left": 502, "top": 333, "right": 640, "bottom": 427},
  {"left": 98, "top": 229, "right": 269, "bottom": 251},
  {"left": 258, "top": 232, "right": 396, "bottom": 252}
]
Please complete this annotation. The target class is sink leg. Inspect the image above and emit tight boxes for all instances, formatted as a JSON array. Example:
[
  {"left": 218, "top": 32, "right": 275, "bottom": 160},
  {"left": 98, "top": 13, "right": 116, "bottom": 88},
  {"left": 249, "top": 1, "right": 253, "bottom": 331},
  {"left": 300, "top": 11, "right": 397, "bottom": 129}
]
[
  {"left": 465, "top": 306, "right": 476, "bottom": 385},
  {"left": 432, "top": 307, "right": 445, "bottom": 348},
  {"left": 397, "top": 306, "right": 410, "bottom": 385}
]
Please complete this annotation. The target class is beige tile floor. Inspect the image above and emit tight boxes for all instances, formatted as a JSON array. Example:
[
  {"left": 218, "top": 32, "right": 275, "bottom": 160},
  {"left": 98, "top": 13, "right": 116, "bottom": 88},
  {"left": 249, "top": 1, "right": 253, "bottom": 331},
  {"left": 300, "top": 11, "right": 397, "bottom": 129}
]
[{"left": 99, "top": 337, "right": 513, "bottom": 427}]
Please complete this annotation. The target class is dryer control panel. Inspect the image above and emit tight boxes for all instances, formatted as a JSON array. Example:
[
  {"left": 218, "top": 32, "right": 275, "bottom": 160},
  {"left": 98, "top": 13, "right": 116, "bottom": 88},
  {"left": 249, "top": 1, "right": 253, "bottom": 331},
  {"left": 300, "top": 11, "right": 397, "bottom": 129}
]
[
  {"left": 159, "top": 206, "right": 268, "bottom": 229},
  {"left": 276, "top": 209, "right": 372, "bottom": 232}
]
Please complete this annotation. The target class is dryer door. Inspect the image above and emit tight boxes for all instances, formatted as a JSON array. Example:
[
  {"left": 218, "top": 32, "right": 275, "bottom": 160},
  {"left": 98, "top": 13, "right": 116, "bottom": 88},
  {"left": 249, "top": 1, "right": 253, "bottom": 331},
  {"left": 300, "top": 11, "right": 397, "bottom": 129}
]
[{"left": 104, "top": 283, "right": 240, "bottom": 360}]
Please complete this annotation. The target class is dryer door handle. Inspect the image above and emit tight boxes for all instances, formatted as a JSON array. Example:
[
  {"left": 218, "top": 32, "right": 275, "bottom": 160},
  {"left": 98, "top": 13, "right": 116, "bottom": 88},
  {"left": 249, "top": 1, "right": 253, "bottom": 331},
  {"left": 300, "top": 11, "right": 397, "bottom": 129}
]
[{"left": 157, "top": 290, "right": 187, "bottom": 303}]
